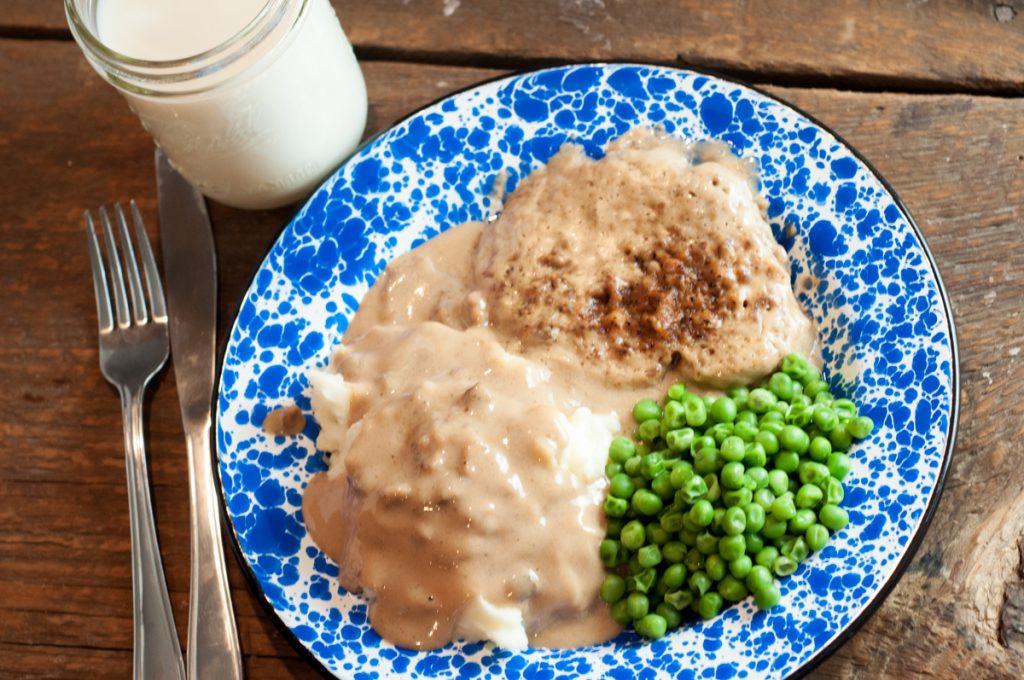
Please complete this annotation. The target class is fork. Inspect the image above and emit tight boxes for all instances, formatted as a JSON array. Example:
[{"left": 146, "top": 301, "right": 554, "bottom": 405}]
[{"left": 86, "top": 202, "right": 187, "bottom": 680}]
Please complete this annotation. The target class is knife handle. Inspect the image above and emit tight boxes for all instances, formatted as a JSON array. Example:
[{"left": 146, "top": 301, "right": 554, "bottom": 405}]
[{"left": 186, "top": 421, "right": 244, "bottom": 680}]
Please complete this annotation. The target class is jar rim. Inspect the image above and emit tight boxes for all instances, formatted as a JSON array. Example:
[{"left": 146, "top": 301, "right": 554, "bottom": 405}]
[{"left": 64, "top": 0, "right": 308, "bottom": 97}]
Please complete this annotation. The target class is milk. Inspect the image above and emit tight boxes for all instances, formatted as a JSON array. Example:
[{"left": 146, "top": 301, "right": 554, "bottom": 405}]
[{"left": 94, "top": 0, "right": 367, "bottom": 209}]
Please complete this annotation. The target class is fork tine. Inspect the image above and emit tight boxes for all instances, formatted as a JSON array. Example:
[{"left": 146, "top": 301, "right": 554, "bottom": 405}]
[
  {"left": 130, "top": 201, "right": 167, "bottom": 321},
  {"left": 115, "top": 204, "right": 148, "bottom": 324},
  {"left": 85, "top": 211, "right": 114, "bottom": 333},
  {"left": 99, "top": 206, "right": 131, "bottom": 328}
]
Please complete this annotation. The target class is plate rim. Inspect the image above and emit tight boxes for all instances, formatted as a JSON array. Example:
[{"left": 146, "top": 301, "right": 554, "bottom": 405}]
[{"left": 212, "top": 61, "right": 960, "bottom": 680}]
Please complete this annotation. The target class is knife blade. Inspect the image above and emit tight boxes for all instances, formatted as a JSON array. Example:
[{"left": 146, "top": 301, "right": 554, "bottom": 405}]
[{"left": 157, "top": 149, "right": 244, "bottom": 680}]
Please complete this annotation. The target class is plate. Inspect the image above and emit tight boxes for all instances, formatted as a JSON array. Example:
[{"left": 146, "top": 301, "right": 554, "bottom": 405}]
[{"left": 215, "top": 64, "right": 958, "bottom": 679}]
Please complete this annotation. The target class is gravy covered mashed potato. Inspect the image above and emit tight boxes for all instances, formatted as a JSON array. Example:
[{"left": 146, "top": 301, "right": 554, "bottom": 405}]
[{"left": 301, "top": 129, "right": 816, "bottom": 650}]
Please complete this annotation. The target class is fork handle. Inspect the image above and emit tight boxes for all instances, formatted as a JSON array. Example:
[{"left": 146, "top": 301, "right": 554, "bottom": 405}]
[
  {"left": 121, "top": 385, "right": 187, "bottom": 680},
  {"left": 186, "top": 419, "right": 244, "bottom": 680}
]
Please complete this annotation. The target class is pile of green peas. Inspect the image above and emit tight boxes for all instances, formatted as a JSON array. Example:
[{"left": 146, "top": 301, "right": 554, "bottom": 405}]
[{"left": 599, "top": 354, "right": 874, "bottom": 640}]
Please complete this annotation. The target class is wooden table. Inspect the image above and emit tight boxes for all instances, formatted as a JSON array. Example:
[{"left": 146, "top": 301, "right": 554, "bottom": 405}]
[{"left": 2, "top": 2, "right": 1023, "bottom": 678}]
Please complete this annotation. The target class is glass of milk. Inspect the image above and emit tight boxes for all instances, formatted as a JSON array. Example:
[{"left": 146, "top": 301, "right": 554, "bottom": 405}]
[{"left": 66, "top": 0, "right": 368, "bottom": 209}]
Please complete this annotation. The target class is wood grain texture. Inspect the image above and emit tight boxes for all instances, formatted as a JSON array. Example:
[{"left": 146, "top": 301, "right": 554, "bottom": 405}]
[
  {"left": 3, "top": 0, "right": 1024, "bottom": 92},
  {"left": 2, "top": 38, "right": 1024, "bottom": 679}
]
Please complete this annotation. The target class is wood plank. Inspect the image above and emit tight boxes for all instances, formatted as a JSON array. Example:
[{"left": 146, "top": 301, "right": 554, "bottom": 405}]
[
  {"left": 3, "top": 1, "right": 1024, "bottom": 92},
  {"left": 2, "top": 38, "right": 1024, "bottom": 678}
]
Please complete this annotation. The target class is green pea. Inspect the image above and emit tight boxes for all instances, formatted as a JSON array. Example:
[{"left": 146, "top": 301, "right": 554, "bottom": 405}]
[
  {"left": 729, "top": 554, "right": 753, "bottom": 579},
  {"left": 729, "top": 385, "right": 753, "bottom": 405},
  {"left": 651, "top": 472, "right": 676, "bottom": 500},
  {"left": 806, "top": 523, "right": 830, "bottom": 552},
  {"left": 759, "top": 419, "right": 784, "bottom": 436},
  {"left": 755, "top": 546, "right": 779, "bottom": 569},
  {"left": 812, "top": 406, "right": 838, "bottom": 433},
  {"left": 782, "top": 353, "right": 812, "bottom": 379},
  {"left": 779, "top": 425, "right": 810, "bottom": 453},
  {"left": 660, "top": 510, "right": 686, "bottom": 533},
  {"left": 827, "top": 452, "right": 852, "bottom": 480},
  {"left": 744, "top": 531, "right": 764, "bottom": 554},
  {"left": 747, "top": 466, "right": 769, "bottom": 490},
  {"left": 640, "top": 452, "right": 666, "bottom": 479},
  {"left": 718, "top": 534, "right": 746, "bottom": 561},
  {"left": 689, "top": 570, "right": 712, "bottom": 596},
  {"left": 796, "top": 483, "right": 824, "bottom": 509},
  {"left": 848, "top": 415, "right": 875, "bottom": 439},
  {"left": 697, "top": 591, "right": 723, "bottom": 620},
  {"left": 723, "top": 487, "right": 753, "bottom": 508},
  {"left": 632, "top": 489, "right": 663, "bottom": 516},
  {"left": 683, "top": 394, "right": 708, "bottom": 427},
  {"left": 605, "top": 462, "right": 623, "bottom": 478},
  {"left": 814, "top": 391, "right": 834, "bottom": 406},
  {"left": 689, "top": 499, "right": 714, "bottom": 527},
  {"left": 626, "top": 592, "right": 650, "bottom": 619},
  {"left": 692, "top": 435, "right": 717, "bottom": 454},
  {"left": 804, "top": 378, "right": 829, "bottom": 398},
  {"left": 719, "top": 575, "right": 749, "bottom": 602},
  {"left": 832, "top": 398, "right": 857, "bottom": 418},
  {"left": 767, "top": 469, "right": 789, "bottom": 496},
  {"left": 623, "top": 455, "right": 642, "bottom": 476},
  {"left": 710, "top": 396, "right": 738, "bottom": 424},
  {"left": 824, "top": 477, "right": 845, "bottom": 505},
  {"left": 609, "top": 436, "right": 636, "bottom": 463},
  {"left": 664, "top": 589, "right": 694, "bottom": 611},
  {"left": 660, "top": 541, "right": 685, "bottom": 564},
  {"left": 798, "top": 461, "right": 830, "bottom": 486},
  {"left": 696, "top": 531, "right": 719, "bottom": 556},
  {"left": 600, "top": 574, "right": 627, "bottom": 603},
  {"left": 693, "top": 447, "right": 718, "bottom": 475},
  {"left": 636, "top": 419, "right": 661, "bottom": 442},
  {"left": 754, "top": 583, "right": 782, "bottom": 610},
  {"left": 808, "top": 435, "right": 832, "bottom": 461},
  {"left": 720, "top": 461, "right": 745, "bottom": 490},
  {"left": 772, "top": 555, "right": 798, "bottom": 577},
  {"left": 666, "top": 427, "right": 696, "bottom": 454},
  {"left": 746, "top": 564, "right": 774, "bottom": 595},
  {"left": 781, "top": 536, "right": 810, "bottom": 564},
  {"left": 702, "top": 474, "right": 721, "bottom": 503},
  {"left": 600, "top": 539, "right": 622, "bottom": 567},
  {"left": 662, "top": 399, "right": 687, "bottom": 429},
  {"left": 638, "top": 544, "right": 663, "bottom": 568},
  {"left": 722, "top": 506, "right": 747, "bottom": 536},
  {"left": 661, "top": 564, "right": 688, "bottom": 592},
  {"left": 708, "top": 422, "right": 735, "bottom": 446},
  {"left": 603, "top": 495, "right": 629, "bottom": 518},
  {"left": 685, "top": 545, "right": 706, "bottom": 572},
  {"left": 610, "top": 599, "right": 632, "bottom": 626},
  {"left": 620, "top": 520, "right": 646, "bottom": 550},
  {"left": 830, "top": 422, "right": 853, "bottom": 451},
  {"left": 748, "top": 388, "right": 778, "bottom": 414},
  {"left": 633, "top": 399, "right": 662, "bottom": 423},
  {"left": 789, "top": 509, "right": 816, "bottom": 534},
  {"left": 705, "top": 554, "right": 727, "bottom": 581},
  {"left": 775, "top": 451, "right": 801, "bottom": 473},
  {"left": 760, "top": 410, "right": 786, "bottom": 424},
  {"left": 769, "top": 372, "right": 795, "bottom": 400},
  {"left": 646, "top": 523, "right": 670, "bottom": 546},
  {"left": 745, "top": 503, "right": 766, "bottom": 533},
  {"left": 762, "top": 515, "right": 788, "bottom": 540},
  {"left": 770, "top": 494, "right": 797, "bottom": 521},
  {"left": 754, "top": 488, "right": 776, "bottom": 510},
  {"left": 667, "top": 383, "right": 688, "bottom": 401},
  {"left": 656, "top": 603, "right": 683, "bottom": 631},
  {"left": 679, "top": 527, "right": 699, "bottom": 547},
  {"left": 820, "top": 504, "right": 849, "bottom": 531},
  {"left": 743, "top": 442, "right": 767, "bottom": 467},
  {"left": 609, "top": 473, "right": 635, "bottom": 499},
  {"left": 735, "top": 408, "right": 757, "bottom": 426},
  {"left": 721, "top": 436, "right": 746, "bottom": 462},
  {"left": 785, "top": 400, "right": 813, "bottom": 427},
  {"left": 734, "top": 420, "right": 759, "bottom": 442},
  {"left": 629, "top": 567, "right": 657, "bottom": 593}
]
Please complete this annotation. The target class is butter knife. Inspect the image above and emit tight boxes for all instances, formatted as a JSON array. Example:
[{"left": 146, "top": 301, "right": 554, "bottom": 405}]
[{"left": 157, "top": 149, "right": 244, "bottom": 680}]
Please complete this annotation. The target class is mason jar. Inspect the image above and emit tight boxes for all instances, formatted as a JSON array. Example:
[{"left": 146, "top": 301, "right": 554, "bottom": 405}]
[{"left": 66, "top": 0, "right": 368, "bottom": 209}]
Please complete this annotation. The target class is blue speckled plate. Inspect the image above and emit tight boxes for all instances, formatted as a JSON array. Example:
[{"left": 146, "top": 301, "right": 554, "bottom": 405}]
[{"left": 215, "top": 64, "right": 958, "bottom": 679}]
